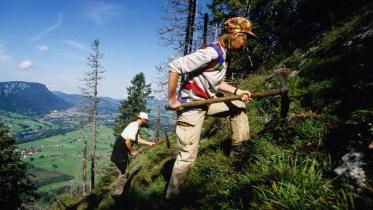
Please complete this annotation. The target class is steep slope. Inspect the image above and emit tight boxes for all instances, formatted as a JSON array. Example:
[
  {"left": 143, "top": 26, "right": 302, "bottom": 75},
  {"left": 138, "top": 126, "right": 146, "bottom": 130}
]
[
  {"left": 0, "top": 81, "right": 70, "bottom": 114},
  {"left": 55, "top": 3, "right": 372, "bottom": 210}
]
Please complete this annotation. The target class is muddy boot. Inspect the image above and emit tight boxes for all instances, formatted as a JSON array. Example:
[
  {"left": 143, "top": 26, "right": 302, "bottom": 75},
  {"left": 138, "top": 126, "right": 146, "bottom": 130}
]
[{"left": 230, "top": 143, "right": 246, "bottom": 171}]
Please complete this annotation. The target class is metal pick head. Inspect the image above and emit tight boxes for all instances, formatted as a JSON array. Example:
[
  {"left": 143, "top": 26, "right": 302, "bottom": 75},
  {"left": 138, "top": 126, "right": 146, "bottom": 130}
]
[{"left": 276, "top": 67, "right": 289, "bottom": 90}]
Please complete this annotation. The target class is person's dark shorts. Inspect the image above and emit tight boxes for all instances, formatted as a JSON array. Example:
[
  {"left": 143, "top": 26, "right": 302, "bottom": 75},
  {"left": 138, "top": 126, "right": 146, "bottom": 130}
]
[{"left": 111, "top": 136, "right": 129, "bottom": 174}]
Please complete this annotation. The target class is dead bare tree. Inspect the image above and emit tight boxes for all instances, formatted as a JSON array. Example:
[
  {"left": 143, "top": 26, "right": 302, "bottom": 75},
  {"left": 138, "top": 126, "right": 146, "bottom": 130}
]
[
  {"left": 76, "top": 91, "right": 91, "bottom": 196},
  {"left": 202, "top": 13, "right": 209, "bottom": 46},
  {"left": 82, "top": 134, "right": 88, "bottom": 195},
  {"left": 157, "top": 0, "right": 200, "bottom": 56},
  {"left": 184, "top": 0, "right": 197, "bottom": 55},
  {"left": 81, "top": 39, "right": 104, "bottom": 192},
  {"left": 153, "top": 57, "right": 174, "bottom": 96},
  {"left": 156, "top": 0, "right": 201, "bottom": 95},
  {"left": 155, "top": 104, "right": 161, "bottom": 142}
]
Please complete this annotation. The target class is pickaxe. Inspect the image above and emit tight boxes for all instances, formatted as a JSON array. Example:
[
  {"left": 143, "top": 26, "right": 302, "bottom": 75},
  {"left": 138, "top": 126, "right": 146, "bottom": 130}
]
[
  {"left": 165, "top": 68, "right": 289, "bottom": 110},
  {"left": 137, "top": 131, "right": 171, "bottom": 153}
]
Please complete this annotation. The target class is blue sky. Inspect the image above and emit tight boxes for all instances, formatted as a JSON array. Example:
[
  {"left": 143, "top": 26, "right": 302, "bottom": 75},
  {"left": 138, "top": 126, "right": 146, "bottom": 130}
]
[{"left": 0, "top": 0, "right": 175, "bottom": 99}]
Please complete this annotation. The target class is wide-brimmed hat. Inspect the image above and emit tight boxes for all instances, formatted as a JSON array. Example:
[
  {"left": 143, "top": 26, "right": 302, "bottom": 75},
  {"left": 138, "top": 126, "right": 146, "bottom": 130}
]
[{"left": 224, "top": 17, "right": 257, "bottom": 38}]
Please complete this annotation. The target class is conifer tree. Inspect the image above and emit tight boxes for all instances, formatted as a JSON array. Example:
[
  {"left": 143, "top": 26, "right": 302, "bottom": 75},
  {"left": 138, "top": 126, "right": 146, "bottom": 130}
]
[
  {"left": 114, "top": 72, "right": 153, "bottom": 135},
  {"left": 0, "top": 123, "right": 36, "bottom": 209}
]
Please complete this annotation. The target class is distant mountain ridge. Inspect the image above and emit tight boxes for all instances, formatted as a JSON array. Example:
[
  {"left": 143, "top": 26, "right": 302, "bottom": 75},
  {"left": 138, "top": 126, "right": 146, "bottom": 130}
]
[
  {"left": 0, "top": 81, "right": 70, "bottom": 114},
  {"left": 52, "top": 91, "right": 121, "bottom": 113},
  {"left": 0, "top": 81, "right": 171, "bottom": 120}
]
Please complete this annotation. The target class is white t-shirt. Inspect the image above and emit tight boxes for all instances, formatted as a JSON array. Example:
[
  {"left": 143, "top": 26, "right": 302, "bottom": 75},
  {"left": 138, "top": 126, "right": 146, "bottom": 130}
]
[{"left": 120, "top": 121, "right": 139, "bottom": 142}]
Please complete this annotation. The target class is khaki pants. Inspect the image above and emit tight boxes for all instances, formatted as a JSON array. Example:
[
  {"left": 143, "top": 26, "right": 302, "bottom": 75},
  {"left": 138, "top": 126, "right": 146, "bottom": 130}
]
[{"left": 165, "top": 100, "right": 250, "bottom": 199}]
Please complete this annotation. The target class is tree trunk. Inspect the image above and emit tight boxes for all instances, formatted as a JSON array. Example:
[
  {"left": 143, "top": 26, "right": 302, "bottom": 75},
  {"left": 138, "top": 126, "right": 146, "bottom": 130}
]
[
  {"left": 155, "top": 105, "right": 160, "bottom": 142},
  {"left": 82, "top": 136, "right": 87, "bottom": 196},
  {"left": 184, "top": 0, "right": 197, "bottom": 55},
  {"left": 90, "top": 70, "right": 98, "bottom": 192},
  {"left": 203, "top": 13, "right": 209, "bottom": 46},
  {"left": 81, "top": 39, "right": 103, "bottom": 193}
]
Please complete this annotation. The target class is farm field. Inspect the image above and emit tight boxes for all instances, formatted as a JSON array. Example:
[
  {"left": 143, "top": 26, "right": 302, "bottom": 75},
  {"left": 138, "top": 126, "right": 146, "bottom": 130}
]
[
  {"left": 18, "top": 126, "right": 115, "bottom": 192},
  {"left": 0, "top": 111, "right": 81, "bottom": 143},
  {"left": 0, "top": 111, "right": 55, "bottom": 133}
]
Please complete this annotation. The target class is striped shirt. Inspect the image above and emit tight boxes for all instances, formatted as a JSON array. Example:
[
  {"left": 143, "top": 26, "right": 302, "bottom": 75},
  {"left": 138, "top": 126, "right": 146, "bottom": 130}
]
[{"left": 169, "top": 42, "right": 227, "bottom": 103}]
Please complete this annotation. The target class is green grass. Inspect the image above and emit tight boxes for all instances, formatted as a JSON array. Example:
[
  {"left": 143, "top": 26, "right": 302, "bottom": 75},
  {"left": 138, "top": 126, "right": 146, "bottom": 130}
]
[
  {"left": 30, "top": 167, "right": 74, "bottom": 188},
  {"left": 18, "top": 126, "right": 115, "bottom": 192},
  {"left": 52, "top": 4, "right": 373, "bottom": 209},
  {"left": 0, "top": 111, "right": 51, "bottom": 133},
  {"left": 240, "top": 144, "right": 354, "bottom": 209},
  {"left": 38, "top": 181, "right": 75, "bottom": 192}
]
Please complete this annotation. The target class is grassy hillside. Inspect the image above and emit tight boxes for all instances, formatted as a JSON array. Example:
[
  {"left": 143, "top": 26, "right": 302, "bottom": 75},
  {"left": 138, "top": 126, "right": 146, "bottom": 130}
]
[
  {"left": 0, "top": 111, "right": 55, "bottom": 134},
  {"left": 0, "top": 111, "right": 85, "bottom": 143},
  {"left": 18, "top": 126, "right": 115, "bottom": 193},
  {"left": 54, "top": 3, "right": 372, "bottom": 210}
]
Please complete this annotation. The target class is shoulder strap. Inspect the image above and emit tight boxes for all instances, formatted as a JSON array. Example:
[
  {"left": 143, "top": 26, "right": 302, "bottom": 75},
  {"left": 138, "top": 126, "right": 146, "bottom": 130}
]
[{"left": 200, "top": 43, "right": 224, "bottom": 72}]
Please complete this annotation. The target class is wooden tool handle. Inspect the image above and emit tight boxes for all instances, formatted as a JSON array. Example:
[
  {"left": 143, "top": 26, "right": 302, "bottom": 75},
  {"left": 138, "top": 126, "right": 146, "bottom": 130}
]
[
  {"left": 165, "top": 88, "right": 288, "bottom": 110},
  {"left": 138, "top": 139, "right": 167, "bottom": 153}
]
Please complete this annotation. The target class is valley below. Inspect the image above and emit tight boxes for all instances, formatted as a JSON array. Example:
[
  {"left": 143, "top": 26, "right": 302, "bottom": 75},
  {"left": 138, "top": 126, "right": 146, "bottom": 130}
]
[{"left": 0, "top": 91, "right": 175, "bottom": 195}]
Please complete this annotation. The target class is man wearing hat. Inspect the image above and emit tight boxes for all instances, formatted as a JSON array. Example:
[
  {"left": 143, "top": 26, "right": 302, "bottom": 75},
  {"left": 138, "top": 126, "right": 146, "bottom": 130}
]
[
  {"left": 111, "top": 111, "right": 155, "bottom": 195},
  {"left": 111, "top": 112, "right": 155, "bottom": 174},
  {"left": 166, "top": 17, "right": 257, "bottom": 199}
]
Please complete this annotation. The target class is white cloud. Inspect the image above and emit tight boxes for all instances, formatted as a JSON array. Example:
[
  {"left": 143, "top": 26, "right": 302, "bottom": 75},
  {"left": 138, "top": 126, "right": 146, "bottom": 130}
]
[
  {"left": 0, "top": 44, "right": 12, "bottom": 64},
  {"left": 29, "top": 13, "right": 63, "bottom": 42},
  {"left": 85, "top": 2, "right": 121, "bottom": 25},
  {"left": 19, "top": 60, "right": 33, "bottom": 70},
  {"left": 64, "top": 40, "right": 86, "bottom": 50},
  {"left": 37, "top": 45, "right": 49, "bottom": 53}
]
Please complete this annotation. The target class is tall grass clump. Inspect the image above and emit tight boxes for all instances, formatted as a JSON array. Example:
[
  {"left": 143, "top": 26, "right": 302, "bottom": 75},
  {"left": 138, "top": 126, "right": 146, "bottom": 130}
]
[{"left": 241, "top": 149, "right": 355, "bottom": 209}]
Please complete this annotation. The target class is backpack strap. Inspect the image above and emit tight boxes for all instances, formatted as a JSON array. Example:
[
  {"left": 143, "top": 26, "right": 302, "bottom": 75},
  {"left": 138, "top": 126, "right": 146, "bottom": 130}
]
[
  {"left": 199, "top": 43, "right": 225, "bottom": 72},
  {"left": 179, "top": 43, "right": 225, "bottom": 100}
]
